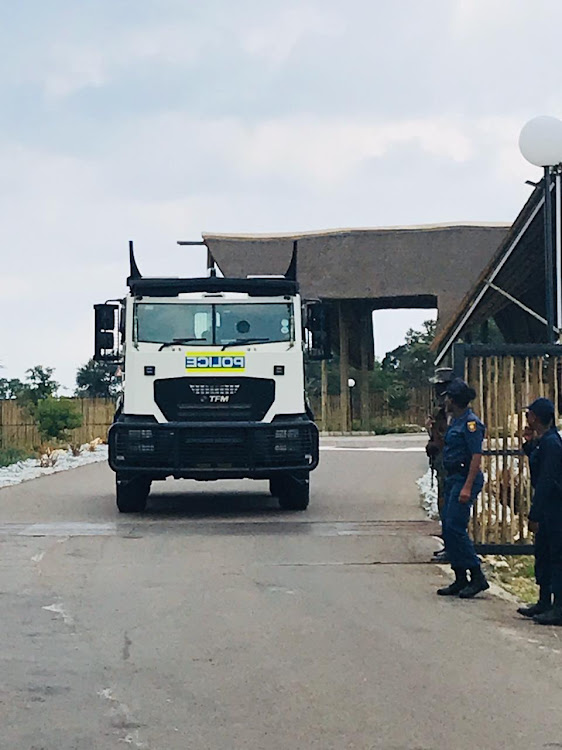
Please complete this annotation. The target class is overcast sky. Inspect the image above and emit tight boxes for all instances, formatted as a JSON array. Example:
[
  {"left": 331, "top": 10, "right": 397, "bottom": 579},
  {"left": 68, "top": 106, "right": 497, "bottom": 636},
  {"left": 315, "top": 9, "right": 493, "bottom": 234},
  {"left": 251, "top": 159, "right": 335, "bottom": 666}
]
[{"left": 1, "top": 0, "right": 560, "bottom": 390}]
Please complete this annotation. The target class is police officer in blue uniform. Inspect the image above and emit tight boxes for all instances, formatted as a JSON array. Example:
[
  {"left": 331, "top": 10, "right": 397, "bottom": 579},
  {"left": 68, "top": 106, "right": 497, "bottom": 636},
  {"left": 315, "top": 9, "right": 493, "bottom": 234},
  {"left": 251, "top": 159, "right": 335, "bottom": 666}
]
[
  {"left": 519, "top": 398, "right": 562, "bottom": 626},
  {"left": 437, "top": 378, "right": 490, "bottom": 598}
]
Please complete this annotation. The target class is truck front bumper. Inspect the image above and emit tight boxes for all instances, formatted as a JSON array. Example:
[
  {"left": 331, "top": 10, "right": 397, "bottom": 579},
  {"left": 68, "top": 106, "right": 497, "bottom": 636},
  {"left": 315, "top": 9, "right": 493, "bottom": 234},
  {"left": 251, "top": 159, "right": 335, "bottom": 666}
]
[{"left": 108, "top": 419, "right": 319, "bottom": 479}]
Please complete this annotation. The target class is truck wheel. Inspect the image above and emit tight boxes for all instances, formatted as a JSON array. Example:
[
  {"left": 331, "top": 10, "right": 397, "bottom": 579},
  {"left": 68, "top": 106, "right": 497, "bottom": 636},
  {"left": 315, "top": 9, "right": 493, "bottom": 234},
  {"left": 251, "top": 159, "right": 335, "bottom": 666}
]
[
  {"left": 277, "top": 473, "right": 310, "bottom": 511},
  {"left": 116, "top": 476, "right": 151, "bottom": 513}
]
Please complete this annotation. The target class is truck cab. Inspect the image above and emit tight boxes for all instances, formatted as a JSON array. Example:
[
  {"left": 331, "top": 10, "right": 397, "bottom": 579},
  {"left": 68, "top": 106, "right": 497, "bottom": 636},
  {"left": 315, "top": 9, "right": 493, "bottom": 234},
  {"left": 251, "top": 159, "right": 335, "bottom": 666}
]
[{"left": 94, "top": 242, "right": 329, "bottom": 513}]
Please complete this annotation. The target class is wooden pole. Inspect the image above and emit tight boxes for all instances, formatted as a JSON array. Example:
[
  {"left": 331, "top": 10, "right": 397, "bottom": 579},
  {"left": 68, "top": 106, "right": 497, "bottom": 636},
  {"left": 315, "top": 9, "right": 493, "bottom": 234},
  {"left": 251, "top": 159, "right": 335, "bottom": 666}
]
[
  {"left": 508, "top": 357, "right": 516, "bottom": 544},
  {"left": 500, "top": 357, "right": 509, "bottom": 544},
  {"left": 493, "top": 357, "right": 500, "bottom": 544},
  {"left": 359, "top": 309, "right": 371, "bottom": 431},
  {"left": 338, "top": 302, "right": 350, "bottom": 432},
  {"left": 475, "top": 356, "right": 485, "bottom": 544},
  {"left": 321, "top": 359, "right": 329, "bottom": 432},
  {"left": 524, "top": 356, "right": 531, "bottom": 536},
  {"left": 554, "top": 357, "right": 560, "bottom": 424},
  {"left": 483, "top": 357, "right": 494, "bottom": 542}
]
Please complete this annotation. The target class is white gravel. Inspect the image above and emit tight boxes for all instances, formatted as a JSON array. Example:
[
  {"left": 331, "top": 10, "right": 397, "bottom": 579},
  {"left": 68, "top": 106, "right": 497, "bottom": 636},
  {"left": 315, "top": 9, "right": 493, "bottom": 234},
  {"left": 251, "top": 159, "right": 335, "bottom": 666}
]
[
  {"left": 0, "top": 445, "right": 108, "bottom": 489},
  {"left": 417, "top": 468, "right": 439, "bottom": 520}
]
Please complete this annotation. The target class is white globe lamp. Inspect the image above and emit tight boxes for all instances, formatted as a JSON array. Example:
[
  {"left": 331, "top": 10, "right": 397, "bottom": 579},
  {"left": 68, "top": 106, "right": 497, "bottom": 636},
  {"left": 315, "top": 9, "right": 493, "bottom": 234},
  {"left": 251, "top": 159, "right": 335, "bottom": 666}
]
[{"left": 519, "top": 115, "right": 562, "bottom": 168}]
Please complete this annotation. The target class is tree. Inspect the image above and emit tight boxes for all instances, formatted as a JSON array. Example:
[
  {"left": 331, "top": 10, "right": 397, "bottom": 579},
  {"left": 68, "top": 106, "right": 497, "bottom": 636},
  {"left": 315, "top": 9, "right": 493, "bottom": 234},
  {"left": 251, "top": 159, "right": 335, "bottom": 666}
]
[
  {"left": 305, "top": 319, "right": 436, "bottom": 424},
  {"left": 75, "top": 359, "right": 120, "bottom": 398},
  {"left": 0, "top": 377, "right": 26, "bottom": 399},
  {"left": 385, "top": 382, "right": 411, "bottom": 414},
  {"left": 382, "top": 320, "right": 437, "bottom": 388},
  {"left": 19, "top": 365, "right": 59, "bottom": 408},
  {"left": 306, "top": 356, "right": 399, "bottom": 400},
  {"left": 35, "top": 397, "right": 83, "bottom": 442}
]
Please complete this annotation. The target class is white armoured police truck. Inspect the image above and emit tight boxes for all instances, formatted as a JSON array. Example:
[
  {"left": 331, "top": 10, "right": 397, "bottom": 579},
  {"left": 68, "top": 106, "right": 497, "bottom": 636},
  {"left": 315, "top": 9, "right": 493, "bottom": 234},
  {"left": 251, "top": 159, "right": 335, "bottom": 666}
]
[{"left": 94, "top": 241, "right": 329, "bottom": 514}]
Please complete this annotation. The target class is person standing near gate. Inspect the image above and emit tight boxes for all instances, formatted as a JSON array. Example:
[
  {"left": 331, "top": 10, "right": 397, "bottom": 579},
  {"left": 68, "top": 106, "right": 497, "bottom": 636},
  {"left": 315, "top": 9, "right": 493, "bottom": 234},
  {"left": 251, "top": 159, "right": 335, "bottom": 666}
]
[
  {"left": 518, "top": 398, "right": 562, "bottom": 626},
  {"left": 425, "top": 367, "right": 454, "bottom": 561},
  {"left": 437, "top": 378, "right": 490, "bottom": 598}
]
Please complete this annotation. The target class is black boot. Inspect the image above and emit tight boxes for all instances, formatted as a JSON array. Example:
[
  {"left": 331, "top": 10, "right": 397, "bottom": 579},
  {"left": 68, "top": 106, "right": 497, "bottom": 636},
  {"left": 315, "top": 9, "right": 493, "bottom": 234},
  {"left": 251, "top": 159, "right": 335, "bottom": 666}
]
[
  {"left": 459, "top": 566, "right": 490, "bottom": 598},
  {"left": 432, "top": 549, "right": 450, "bottom": 563},
  {"left": 437, "top": 567, "right": 468, "bottom": 596},
  {"left": 517, "top": 587, "right": 551, "bottom": 618},
  {"left": 534, "top": 595, "right": 562, "bottom": 625}
]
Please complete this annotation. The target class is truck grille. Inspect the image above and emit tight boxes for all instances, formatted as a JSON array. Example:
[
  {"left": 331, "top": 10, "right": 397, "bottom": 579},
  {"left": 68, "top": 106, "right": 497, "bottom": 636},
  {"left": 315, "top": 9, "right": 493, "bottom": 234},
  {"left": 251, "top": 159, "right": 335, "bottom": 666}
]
[
  {"left": 154, "top": 377, "right": 274, "bottom": 422},
  {"left": 110, "top": 422, "right": 318, "bottom": 473},
  {"left": 189, "top": 384, "right": 239, "bottom": 397}
]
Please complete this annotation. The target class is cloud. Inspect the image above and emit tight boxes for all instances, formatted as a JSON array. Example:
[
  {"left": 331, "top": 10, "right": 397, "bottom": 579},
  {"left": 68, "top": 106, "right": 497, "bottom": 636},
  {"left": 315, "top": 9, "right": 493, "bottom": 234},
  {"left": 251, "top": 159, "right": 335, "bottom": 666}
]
[
  {"left": 1, "top": 0, "right": 562, "bottom": 386},
  {"left": 229, "top": 116, "right": 475, "bottom": 186},
  {"left": 40, "top": 24, "right": 213, "bottom": 101},
  {"left": 0, "top": 276, "right": 34, "bottom": 302},
  {"left": 79, "top": 111, "right": 518, "bottom": 200},
  {"left": 240, "top": 5, "right": 341, "bottom": 65}
]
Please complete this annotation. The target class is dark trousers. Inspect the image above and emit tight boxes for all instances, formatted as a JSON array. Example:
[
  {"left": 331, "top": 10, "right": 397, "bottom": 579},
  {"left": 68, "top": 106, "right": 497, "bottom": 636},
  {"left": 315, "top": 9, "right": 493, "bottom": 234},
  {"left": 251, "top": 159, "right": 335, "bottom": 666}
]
[
  {"left": 539, "top": 517, "right": 562, "bottom": 598},
  {"left": 534, "top": 525, "right": 551, "bottom": 591},
  {"left": 442, "top": 475, "right": 482, "bottom": 569}
]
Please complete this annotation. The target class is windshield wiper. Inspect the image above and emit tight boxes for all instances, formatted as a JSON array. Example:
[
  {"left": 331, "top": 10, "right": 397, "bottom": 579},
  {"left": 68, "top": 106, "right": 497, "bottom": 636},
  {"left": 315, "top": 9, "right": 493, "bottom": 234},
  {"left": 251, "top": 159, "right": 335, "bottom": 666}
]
[
  {"left": 158, "top": 337, "right": 206, "bottom": 351},
  {"left": 221, "top": 338, "right": 269, "bottom": 350}
]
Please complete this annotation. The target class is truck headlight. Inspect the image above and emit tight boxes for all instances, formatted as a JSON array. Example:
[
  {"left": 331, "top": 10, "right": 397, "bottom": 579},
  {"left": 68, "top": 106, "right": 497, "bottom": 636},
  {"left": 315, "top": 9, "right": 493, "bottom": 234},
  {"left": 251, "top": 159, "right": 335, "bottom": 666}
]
[
  {"left": 274, "top": 428, "right": 300, "bottom": 440},
  {"left": 127, "top": 428, "right": 155, "bottom": 453},
  {"left": 128, "top": 429, "right": 154, "bottom": 440},
  {"left": 273, "top": 426, "right": 301, "bottom": 454}
]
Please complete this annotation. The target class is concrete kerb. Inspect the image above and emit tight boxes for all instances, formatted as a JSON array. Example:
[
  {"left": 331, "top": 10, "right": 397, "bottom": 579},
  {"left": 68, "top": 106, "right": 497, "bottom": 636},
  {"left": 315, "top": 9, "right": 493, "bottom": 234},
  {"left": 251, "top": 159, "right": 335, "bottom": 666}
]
[{"left": 320, "top": 431, "right": 426, "bottom": 437}]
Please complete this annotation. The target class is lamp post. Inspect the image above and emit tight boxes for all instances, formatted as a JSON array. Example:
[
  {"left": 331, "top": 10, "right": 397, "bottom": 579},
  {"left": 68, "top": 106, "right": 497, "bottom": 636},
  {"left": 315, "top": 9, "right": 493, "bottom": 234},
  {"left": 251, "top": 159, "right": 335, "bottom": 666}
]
[
  {"left": 348, "top": 377, "right": 356, "bottom": 430},
  {"left": 519, "top": 115, "right": 562, "bottom": 343}
]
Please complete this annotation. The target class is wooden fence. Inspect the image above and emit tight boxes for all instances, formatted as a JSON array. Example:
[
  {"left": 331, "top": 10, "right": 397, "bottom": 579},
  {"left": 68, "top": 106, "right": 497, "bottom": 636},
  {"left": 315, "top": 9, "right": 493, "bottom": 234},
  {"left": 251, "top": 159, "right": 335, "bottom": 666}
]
[
  {"left": 0, "top": 398, "right": 115, "bottom": 450},
  {"left": 310, "top": 387, "right": 432, "bottom": 432},
  {"left": 459, "top": 344, "right": 562, "bottom": 546},
  {"left": 1, "top": 384, "right": 431, "bottom": 451}
]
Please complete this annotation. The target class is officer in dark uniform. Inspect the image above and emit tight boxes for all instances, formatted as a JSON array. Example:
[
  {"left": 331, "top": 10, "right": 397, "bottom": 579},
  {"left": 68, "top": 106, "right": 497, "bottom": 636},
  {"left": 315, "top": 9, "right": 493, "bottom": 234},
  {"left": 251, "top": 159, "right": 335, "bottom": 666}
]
[
  {"left": 426, "top": 368, "right": 454, "bottom": 561},
  {"left": 518, "top": 398, "right": 562, "bottom": 626},
  {"left": 437, "top": 378, "right": 490, "bottom": 598}
]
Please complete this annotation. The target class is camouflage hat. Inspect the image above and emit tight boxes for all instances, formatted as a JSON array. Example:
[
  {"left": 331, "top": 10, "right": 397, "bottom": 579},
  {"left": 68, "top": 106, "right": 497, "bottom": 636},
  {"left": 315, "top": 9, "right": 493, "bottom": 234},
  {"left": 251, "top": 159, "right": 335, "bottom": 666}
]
[{"left": 429, "top": 367, "right": 454, "bottom": 384}]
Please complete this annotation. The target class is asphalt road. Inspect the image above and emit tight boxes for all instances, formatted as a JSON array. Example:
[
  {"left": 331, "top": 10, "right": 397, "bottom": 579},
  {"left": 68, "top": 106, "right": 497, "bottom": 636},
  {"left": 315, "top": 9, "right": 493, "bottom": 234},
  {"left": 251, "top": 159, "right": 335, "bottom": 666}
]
[{"left": 0, "top": 434, "right": 561, "bottom": 750}]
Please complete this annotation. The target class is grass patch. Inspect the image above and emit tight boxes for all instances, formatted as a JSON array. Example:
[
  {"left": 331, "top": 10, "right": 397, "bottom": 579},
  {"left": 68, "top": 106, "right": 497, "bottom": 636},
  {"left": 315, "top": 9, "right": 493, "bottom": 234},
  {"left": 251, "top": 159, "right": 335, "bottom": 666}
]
[
  {"left": 483, "top": 555, "right": 538, "bottom": 603},
  {"left": 0, "top": 447, "right": 35, "bottom": 468}
]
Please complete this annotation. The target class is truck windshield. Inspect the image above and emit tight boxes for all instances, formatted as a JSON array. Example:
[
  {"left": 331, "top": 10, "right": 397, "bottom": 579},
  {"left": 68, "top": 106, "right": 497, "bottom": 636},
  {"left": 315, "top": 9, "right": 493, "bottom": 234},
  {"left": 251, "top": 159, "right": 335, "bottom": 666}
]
[{"left": 135, "top": 302, "right": 293, "bottom": 346}]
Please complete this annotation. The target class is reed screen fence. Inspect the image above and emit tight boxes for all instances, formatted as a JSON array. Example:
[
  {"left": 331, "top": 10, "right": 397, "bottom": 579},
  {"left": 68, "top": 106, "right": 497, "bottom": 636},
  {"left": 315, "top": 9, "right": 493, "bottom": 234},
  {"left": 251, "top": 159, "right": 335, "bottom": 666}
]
[{"left": 457, "top": 344, "right": 562, "bottom": 546}]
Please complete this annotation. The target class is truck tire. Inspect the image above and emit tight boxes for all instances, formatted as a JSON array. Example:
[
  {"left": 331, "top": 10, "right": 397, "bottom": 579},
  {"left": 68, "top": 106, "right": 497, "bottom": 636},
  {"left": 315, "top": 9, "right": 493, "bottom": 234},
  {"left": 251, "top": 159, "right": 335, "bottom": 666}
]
[
  {"left": 116, "top": 475, "right": 151, "bottom": 513},
  {"left": 277, "top": 472, "right": 310, "bottom": 511}
]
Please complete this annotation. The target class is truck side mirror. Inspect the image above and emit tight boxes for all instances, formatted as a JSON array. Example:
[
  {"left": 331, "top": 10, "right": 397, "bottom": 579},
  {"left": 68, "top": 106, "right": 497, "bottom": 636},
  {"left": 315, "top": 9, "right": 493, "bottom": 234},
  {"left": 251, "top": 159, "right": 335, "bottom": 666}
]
[
  {"left": 94, "top": 304, "right": 118, "bottom": 361},
  {"left": 305, "top": 302, "right": 331, "bottom": 360}
]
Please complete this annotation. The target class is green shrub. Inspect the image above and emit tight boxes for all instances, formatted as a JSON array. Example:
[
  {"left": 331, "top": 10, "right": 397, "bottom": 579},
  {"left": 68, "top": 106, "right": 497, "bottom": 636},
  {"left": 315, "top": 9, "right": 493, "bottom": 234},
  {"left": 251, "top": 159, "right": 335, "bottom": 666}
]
[
  {"left": 369, "top": 419, "right": 424, "bottom": 435},
  {"left": 0, "top": 447, "right": 35, "bottom": 467},
  {"left": 35, "top": 397, "right": 83, "bottom": 442}
]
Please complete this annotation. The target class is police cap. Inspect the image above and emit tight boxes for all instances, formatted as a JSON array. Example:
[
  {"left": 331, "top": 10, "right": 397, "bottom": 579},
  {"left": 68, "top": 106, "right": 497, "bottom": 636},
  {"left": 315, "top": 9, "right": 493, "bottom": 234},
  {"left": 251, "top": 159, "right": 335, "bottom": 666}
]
[
  {"left": 527, "top": 397, "right": 555, "bottom": 423},
  {"left": 445, "top": 378, "right": 476, "bottom": 402}
]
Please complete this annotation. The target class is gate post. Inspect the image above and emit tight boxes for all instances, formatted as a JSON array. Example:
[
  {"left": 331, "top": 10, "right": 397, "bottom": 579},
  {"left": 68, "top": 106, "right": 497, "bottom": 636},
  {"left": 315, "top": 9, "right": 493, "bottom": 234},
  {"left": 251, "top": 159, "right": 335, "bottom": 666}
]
[
  {"left": 359, "top": 310, "right": 371, "bottom": 431},
  {"left": 452, "top": 343, "right": 466, "bottom": 379},
  {"left": 321, "top": 359, "right": 329, "bottom": 431},
  {"left": 338, "top": 301, "right": 350, "bottom": 432}
]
